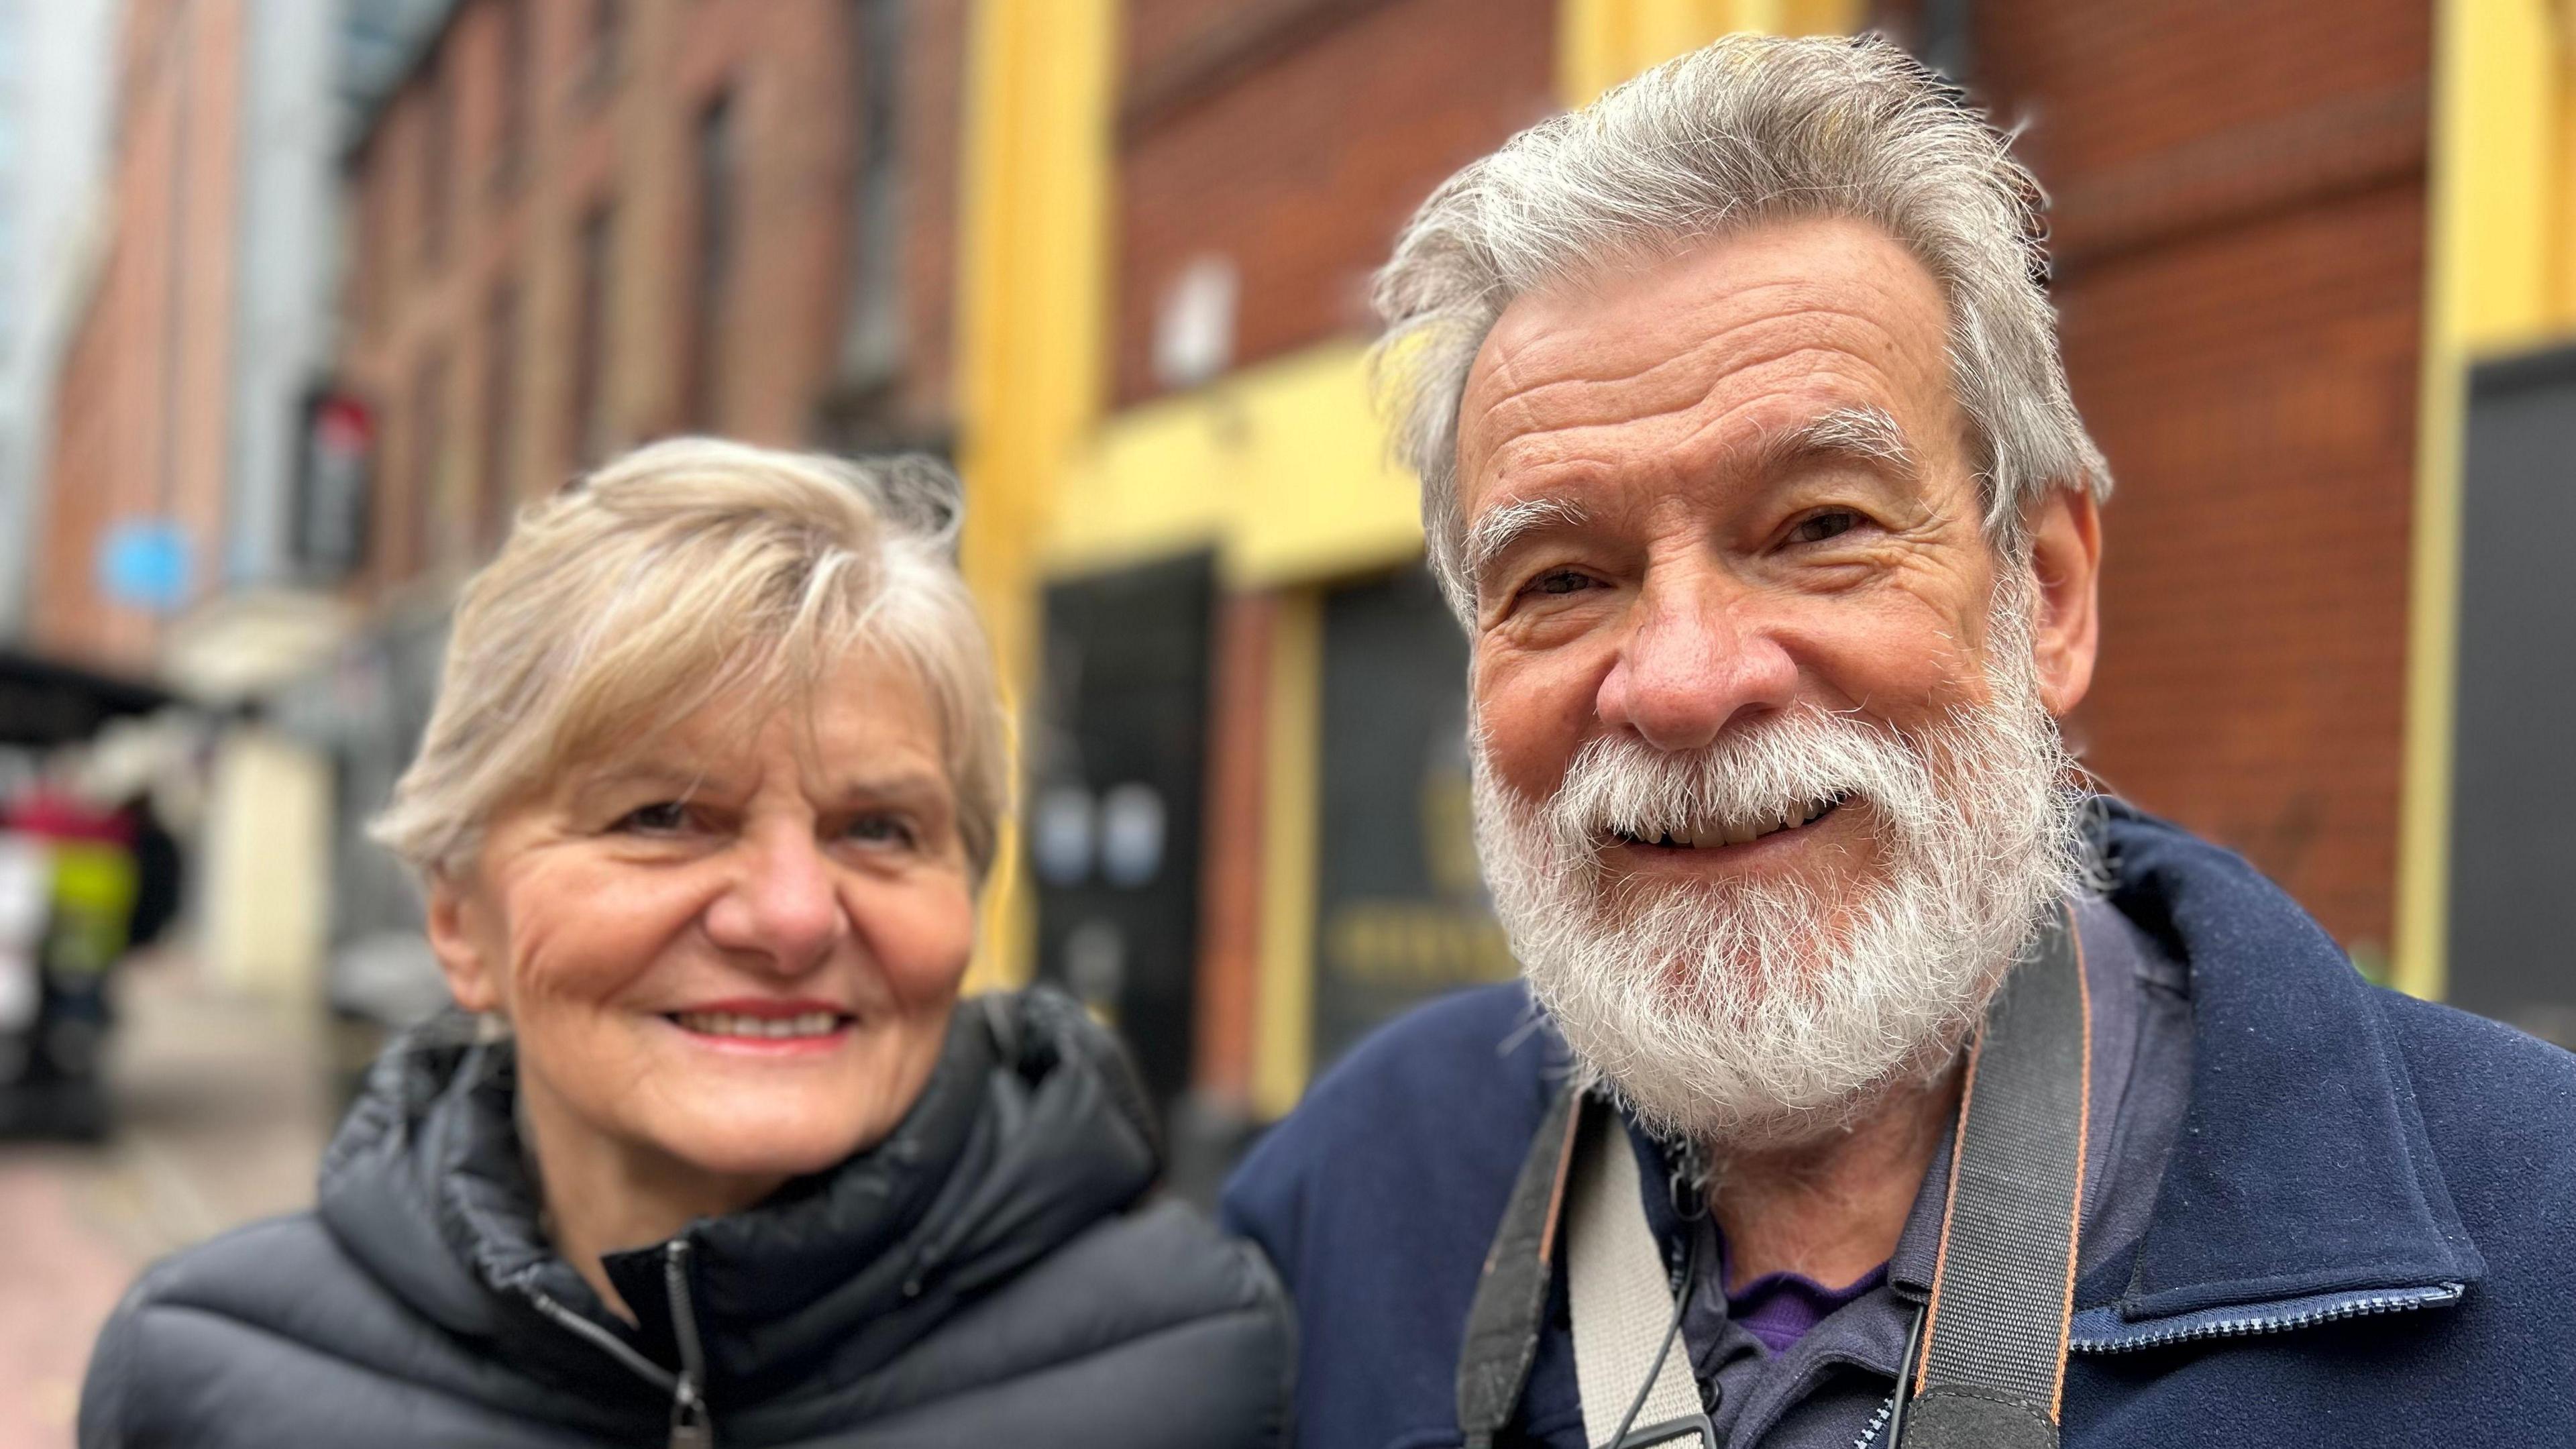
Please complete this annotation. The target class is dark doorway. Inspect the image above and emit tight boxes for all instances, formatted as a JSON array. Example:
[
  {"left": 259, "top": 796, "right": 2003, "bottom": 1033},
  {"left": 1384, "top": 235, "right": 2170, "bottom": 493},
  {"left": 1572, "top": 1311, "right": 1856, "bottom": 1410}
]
[
  {"left": 2447, "top": 343, "right": 2576, "bottom": 1047},
  {"left": 1310, "top": 565, "right": 1508, "bottom": 1070},
  {"left": 1030, "top": 553, "right": 1216, "bottom": 1105}
]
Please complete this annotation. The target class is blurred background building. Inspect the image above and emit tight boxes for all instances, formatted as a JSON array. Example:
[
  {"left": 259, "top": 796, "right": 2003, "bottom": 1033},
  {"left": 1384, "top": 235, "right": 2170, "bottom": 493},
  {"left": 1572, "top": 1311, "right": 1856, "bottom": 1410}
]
[{"left": 1, "top": 1, "right": 2573, "bottom": 1434}]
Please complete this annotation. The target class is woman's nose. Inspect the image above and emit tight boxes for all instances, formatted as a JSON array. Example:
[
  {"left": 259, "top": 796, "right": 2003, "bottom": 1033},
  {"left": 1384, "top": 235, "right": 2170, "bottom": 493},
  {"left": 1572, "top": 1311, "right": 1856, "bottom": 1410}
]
[{"left": 702, "top": 825, "right": 847, "bottom": 973}]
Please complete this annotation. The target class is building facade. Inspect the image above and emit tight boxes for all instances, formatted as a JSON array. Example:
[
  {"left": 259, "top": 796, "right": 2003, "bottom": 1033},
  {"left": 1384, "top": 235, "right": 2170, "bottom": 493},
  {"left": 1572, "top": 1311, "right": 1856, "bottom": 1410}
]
[
  {"left": 304, "top": 0, "right": 970, "bottom": 1015},
  {"left": 16, "top": 0, "right": 2573, "bottom": 1125},
  {"left": 0, "top": 0, "right": 123, "bottom": 641},
  {"left": 335, "top": 0, "right": 968, "bottom": 606},
  {"left": 949, "top": 0, "right": 2576, "bottom": 1135}
]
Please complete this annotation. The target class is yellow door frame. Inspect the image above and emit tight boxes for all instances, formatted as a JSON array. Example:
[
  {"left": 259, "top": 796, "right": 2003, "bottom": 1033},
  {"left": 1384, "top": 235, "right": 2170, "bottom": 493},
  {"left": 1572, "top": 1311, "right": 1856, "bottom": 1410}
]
[
  {"left": 2394, "top": 0, "right": 2576, "bottom": 1000},
  {"left": 952, "top": 0, "right": 1118, "bottom": 991}
]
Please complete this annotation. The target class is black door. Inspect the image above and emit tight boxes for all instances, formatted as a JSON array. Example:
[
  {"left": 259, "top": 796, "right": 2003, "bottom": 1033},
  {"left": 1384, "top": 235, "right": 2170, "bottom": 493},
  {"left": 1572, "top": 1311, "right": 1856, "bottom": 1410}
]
[
  {"left": 1310, "top": 566, "right": 1513, "bottom": 1070},
  {"left": 1029, "top": 553, "right": 1214, "bottom": 1104},
  {"left": 2448, "top": 343, "right": 2576, "bottom": 1046}
]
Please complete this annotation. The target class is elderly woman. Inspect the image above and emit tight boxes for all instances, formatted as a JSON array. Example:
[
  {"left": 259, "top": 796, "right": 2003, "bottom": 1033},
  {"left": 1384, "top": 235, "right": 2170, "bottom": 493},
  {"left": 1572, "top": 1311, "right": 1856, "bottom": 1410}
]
[{"left": 78, "top": 441, "right": 1292, "bottom": 1448}]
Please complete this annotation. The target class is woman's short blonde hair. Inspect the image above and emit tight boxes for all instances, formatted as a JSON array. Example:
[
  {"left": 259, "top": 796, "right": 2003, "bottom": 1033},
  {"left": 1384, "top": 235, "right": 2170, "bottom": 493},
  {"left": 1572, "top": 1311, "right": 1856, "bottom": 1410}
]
[{"left": 370, "top": 437, "right": 1009, "bottom": 880}]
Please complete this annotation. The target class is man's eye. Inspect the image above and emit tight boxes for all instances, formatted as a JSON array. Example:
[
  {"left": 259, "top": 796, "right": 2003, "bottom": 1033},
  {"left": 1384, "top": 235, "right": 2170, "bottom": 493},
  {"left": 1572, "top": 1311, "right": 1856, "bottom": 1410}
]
[
  {"left": 613, "top": 801, "right": 691, "bottom": 834},
  {"left": 1525, "top": 569, "right": 1597, "bottom": 597},
  {"left": 1786, "top": 510, "right": 1861, "bottom": 545}
]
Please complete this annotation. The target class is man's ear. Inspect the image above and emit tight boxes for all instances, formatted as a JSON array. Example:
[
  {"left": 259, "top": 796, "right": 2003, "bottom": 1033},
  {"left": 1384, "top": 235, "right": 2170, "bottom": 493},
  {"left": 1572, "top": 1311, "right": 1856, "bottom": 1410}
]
[
  {"left": 2023, "top": 486, "right": 2102, "bottom": 718},
  {"left": 425, "top": 869, "right": 506, "bottom": 1016}
]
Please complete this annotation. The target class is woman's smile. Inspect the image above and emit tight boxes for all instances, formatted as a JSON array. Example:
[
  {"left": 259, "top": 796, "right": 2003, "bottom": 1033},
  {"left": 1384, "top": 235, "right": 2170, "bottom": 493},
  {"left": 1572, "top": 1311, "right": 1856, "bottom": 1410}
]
[{"left": 661, "top": 998, "right": 857, "bottom": 1055}]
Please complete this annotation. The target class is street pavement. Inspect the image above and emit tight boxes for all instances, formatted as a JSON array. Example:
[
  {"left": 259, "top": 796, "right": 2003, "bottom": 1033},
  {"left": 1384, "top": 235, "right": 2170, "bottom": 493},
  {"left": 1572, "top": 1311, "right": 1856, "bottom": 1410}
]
[{"left": 0, "top": 953, "right": 333, "bottom": 1449}]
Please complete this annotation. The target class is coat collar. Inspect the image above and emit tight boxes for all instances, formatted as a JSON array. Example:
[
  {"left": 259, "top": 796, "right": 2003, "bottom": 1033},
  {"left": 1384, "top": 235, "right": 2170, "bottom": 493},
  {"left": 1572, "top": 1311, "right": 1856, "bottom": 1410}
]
[
  {"left": 1619, "top": 800, "right": 2483, "bottom": 1352},
  {"left": 2072, "top": 802, "right": 2483, "bottom": 1339},
  {"left": 317, "top": 991, "right": 1163, "bottom": 1402}
]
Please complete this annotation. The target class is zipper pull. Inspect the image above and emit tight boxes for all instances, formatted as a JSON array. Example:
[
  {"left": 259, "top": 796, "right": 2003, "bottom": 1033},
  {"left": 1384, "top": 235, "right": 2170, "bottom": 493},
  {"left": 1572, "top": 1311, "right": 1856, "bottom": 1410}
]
[
  {"left": 663, "top": 1239, "right": 715, "bottom": 1449},
  {"left": 668, "top": 1377, "right": 713, "bottom": 1449}
]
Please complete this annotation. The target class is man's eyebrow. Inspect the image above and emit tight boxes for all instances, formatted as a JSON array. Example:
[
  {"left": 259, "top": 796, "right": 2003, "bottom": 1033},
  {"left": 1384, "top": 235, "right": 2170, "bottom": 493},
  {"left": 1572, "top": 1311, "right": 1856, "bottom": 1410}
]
[
  {"left": 1464, "top": 496, "right": 1591, "bottom": 584},
  {"left": 1751, "top": 403, "right": 1919, "bottom": 482}
]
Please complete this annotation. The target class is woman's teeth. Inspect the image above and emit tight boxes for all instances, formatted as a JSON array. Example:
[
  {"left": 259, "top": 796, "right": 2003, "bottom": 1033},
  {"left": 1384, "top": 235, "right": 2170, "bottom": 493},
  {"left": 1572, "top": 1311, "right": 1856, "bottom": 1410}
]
[
  {"left": 672, "top": 1010, "right": 844, "bottom": 1039},
  {"left": 1636, "top": 796, "right": 1840, "bottom": 849}
]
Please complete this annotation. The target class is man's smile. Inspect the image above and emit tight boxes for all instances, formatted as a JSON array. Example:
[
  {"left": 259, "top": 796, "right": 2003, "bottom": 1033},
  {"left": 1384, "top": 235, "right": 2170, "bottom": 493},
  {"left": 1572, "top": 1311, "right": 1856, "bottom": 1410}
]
[{"left": 1609, "top": 792, "right": 1848, "bottom": 851}]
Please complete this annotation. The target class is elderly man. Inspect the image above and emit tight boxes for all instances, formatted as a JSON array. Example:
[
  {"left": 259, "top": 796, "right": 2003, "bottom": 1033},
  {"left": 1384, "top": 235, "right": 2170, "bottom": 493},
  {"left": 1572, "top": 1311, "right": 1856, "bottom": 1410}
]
[{"left": 1221, "top": 34, "right": 2576, "bottom": 1449}]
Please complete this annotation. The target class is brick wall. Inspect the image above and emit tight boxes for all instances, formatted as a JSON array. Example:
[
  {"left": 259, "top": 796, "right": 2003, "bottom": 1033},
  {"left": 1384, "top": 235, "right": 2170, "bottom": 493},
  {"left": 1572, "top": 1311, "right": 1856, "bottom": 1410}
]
[
  {"left": 1114, "top": 0, "right": 1558, "bottom": 405},
  {"left": 1976, "top": 0, "right": 2432, "bottom": 951},
  {"left": 31, "top": 0, "right": 248, "bottom": 668},
  {"left": 339, "top": 0, "right": 965, "bottom": 600}
]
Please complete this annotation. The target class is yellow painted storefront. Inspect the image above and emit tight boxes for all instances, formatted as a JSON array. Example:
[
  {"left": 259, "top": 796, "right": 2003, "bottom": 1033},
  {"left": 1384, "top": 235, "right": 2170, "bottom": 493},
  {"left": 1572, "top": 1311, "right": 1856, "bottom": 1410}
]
[
  {"left": 948, "top": 0, "right": 1865, "bottom": 1112},
  {"left": 951, "top": 0, "right": 2576, "bottom": 1109},
  {"left": 2392, "top": 0, "right": 2576, "bottom": 1001}
]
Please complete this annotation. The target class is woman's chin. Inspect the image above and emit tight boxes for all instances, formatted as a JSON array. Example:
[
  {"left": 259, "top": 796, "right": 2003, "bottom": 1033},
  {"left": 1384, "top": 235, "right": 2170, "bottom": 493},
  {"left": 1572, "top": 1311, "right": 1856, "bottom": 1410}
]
[{"left": 645, "top": 1104, "right": 896, "bottom": 1185}]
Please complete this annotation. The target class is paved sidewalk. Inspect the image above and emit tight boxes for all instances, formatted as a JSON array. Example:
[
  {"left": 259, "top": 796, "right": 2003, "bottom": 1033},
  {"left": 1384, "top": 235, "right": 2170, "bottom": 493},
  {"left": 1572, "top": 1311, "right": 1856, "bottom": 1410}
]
[{"left": 0, "top": 955, "right": 332, "bottom": 1449}]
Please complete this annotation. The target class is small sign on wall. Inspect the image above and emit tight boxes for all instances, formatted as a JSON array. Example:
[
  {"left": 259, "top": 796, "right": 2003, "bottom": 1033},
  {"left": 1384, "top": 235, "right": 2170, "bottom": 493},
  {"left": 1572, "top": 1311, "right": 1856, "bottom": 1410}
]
[{"left": 96, "top": 520, "right": 193, "bottom": 614}]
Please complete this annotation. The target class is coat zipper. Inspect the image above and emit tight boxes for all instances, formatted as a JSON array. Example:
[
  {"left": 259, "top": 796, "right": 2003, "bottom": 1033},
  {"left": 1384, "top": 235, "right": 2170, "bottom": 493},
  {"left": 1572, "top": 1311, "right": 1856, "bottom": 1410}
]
[
  {"left": 1851, "top": 1393, "right": 1896, "bottom": 1448},
  {"left": 521, "top": 1244, "right": 716, "bottom": 1449},
  {"left": 526, "top": 1289, "right": 679, "bottom": 1395},
  {"left": 665, "top": 1239, "right": 714, "bottom": 1449},
  {"left": 2067, "top": 1282, "right": 2463, "bottom": 1354},
  {"left": 1848, "top": 1283, "right": 2461, "bottom": 1446}
]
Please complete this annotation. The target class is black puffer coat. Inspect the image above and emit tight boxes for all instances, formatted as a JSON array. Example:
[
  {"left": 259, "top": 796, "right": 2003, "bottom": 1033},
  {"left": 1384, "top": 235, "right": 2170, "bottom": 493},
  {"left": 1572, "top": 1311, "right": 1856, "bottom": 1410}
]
[{"left": 79, "top": 989, "right": 1293, "bottom": 1448}]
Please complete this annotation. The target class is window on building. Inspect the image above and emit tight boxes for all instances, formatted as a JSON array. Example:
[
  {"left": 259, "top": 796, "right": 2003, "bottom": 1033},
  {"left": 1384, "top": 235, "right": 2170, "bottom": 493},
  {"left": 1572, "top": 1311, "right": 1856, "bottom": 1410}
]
[
  {"left": 421, "top": 45, "right": 455, "bottom": 268},
  {"left": 1873, "top": 0, "right": 1974, "bottom": 81},
  {"left": 682, "top": 91, "right": 735, "bottom": 431},
  {"left": 583, "top": 0, "right": 625, "bottom": 97},
  {"left": 353, "top": 142, "right": 392, "bottom": 336},
  {"left": 480, "top": 281, "right": 520, "bottom": 551},
  {"left": 837, "top": 0, "right": 906, "bottom": 391},
  {"left": 570, "top": 201, "right": 616, "bottom": 467},
  {"left": 495, "top": 0, "right": 533, "bottom": 190},
  {"left": 407, "top": 347, "right": 451, "bottom": 578}
]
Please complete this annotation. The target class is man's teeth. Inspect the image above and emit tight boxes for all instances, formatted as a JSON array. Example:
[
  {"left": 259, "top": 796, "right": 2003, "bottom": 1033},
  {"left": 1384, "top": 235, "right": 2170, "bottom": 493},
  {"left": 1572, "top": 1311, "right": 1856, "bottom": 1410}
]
[
  {"left": 673, "top": 1010, "right": 844, "bottom": 1038},
  {"left": 1645, "top": 797, "right": 1837, "bottom": 849}
]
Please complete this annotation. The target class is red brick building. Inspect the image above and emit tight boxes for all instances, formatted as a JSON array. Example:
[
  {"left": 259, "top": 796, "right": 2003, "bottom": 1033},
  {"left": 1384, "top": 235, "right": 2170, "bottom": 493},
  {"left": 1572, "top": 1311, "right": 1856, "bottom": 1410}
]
[
  {"left": 1976, "top": 1, "right": 2434, "bottom": 970},
  {"left": 965, "top": 0, "right": 2576, "bottom": 1124},
  {"left": 337, "top": 0, "right": 970, "bottom": 599},
  {"left": 32, "top": 0, "right": 251, "bottom": 667}
]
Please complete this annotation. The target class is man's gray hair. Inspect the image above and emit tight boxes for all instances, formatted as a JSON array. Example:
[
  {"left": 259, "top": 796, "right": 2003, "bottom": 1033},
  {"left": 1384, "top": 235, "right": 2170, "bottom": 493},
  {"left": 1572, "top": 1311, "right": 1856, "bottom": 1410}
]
[{"left": 1373, "top": 33, "right": 2111, "bottom": 623}]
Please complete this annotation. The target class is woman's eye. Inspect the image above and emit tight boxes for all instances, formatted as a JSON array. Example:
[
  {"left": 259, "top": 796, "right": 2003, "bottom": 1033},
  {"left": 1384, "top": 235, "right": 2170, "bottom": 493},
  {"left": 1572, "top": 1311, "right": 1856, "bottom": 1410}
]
[
  {"left": 1786, "top": 510, "right": 1862, "bottom": 546},
  {"left": 612, "top": 801, "right": 691, "bottom": 834},
  {"left": 843, "top": 812, "right": 918, "bottom": 849}
]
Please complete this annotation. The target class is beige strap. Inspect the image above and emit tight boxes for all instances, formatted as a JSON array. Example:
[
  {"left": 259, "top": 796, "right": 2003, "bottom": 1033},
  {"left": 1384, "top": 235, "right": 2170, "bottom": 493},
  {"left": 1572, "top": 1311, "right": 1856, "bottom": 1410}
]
[{"left": 1566, "top": 1104, "right": 1705, "bottom": 1447}]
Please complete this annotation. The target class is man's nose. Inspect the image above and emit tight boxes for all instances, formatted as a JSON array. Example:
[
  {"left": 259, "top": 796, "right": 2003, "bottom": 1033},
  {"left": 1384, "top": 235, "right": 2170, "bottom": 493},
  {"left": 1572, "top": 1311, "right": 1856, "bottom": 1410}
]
[
  {"left": 1595, "top": 570, "right": 1798, "bottom": 751},
  {"left": 703, "top": 823, "right": 846, "bottom": 973}
]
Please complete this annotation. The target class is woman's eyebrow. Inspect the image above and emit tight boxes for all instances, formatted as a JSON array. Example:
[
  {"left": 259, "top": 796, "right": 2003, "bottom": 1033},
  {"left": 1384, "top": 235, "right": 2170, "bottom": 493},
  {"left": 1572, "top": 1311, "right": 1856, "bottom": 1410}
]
[
  {"left": 568, "top": 761, "right": 727, "bottom": 804},
  {"left": 820, "top": 766, "right": 951, "bottom": 804}
]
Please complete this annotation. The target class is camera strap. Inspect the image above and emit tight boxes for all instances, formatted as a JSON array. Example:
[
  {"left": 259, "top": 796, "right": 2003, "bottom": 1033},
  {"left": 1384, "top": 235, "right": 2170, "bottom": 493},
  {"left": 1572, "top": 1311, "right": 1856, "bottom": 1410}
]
[{"left": 1456, "top": 903, "right": 2090, "bottom": 1449}]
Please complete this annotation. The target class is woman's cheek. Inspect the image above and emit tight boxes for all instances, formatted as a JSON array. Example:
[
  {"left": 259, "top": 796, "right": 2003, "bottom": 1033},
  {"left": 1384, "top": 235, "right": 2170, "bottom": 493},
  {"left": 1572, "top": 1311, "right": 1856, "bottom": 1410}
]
[
  {"left": 865, "top": 877, "right": 977, "bottom": 1005},
  {"left": 502, "top": 860, "right": 669, "bottom": 1011}
]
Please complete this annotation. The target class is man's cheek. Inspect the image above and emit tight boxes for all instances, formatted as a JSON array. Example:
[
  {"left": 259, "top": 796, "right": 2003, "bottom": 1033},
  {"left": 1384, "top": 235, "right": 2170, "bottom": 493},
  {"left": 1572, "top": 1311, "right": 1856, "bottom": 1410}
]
[{"left": 1474, "top": 659, "right": 1597, "bottom": 800}]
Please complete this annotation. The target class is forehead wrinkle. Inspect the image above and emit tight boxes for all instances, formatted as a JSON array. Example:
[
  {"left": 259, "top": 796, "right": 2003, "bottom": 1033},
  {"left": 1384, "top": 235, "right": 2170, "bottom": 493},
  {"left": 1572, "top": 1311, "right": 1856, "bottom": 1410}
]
[
  {"left": 1487, "top": 352, "right": 1912, "bottom": 523},
  {"left": 1467, "top": 297, "right": 1934, "bottom": 493}
]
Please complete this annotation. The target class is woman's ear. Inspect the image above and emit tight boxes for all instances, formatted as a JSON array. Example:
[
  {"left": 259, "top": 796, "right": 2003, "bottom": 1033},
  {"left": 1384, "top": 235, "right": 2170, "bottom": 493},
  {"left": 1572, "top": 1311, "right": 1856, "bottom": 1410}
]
[
  {"left": 2023, "top": 486, "right": 2102, "bottom": 718},
  {"left": 426, "top": 869, "right": 506, "bottom": 1016}
]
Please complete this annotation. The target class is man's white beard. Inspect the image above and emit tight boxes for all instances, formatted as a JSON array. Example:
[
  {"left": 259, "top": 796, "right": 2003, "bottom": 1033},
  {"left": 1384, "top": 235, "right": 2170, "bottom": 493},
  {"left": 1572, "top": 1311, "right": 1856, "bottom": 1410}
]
[{"left": 1471, "top": 584, "right": 2088, "bottom": 1150}]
